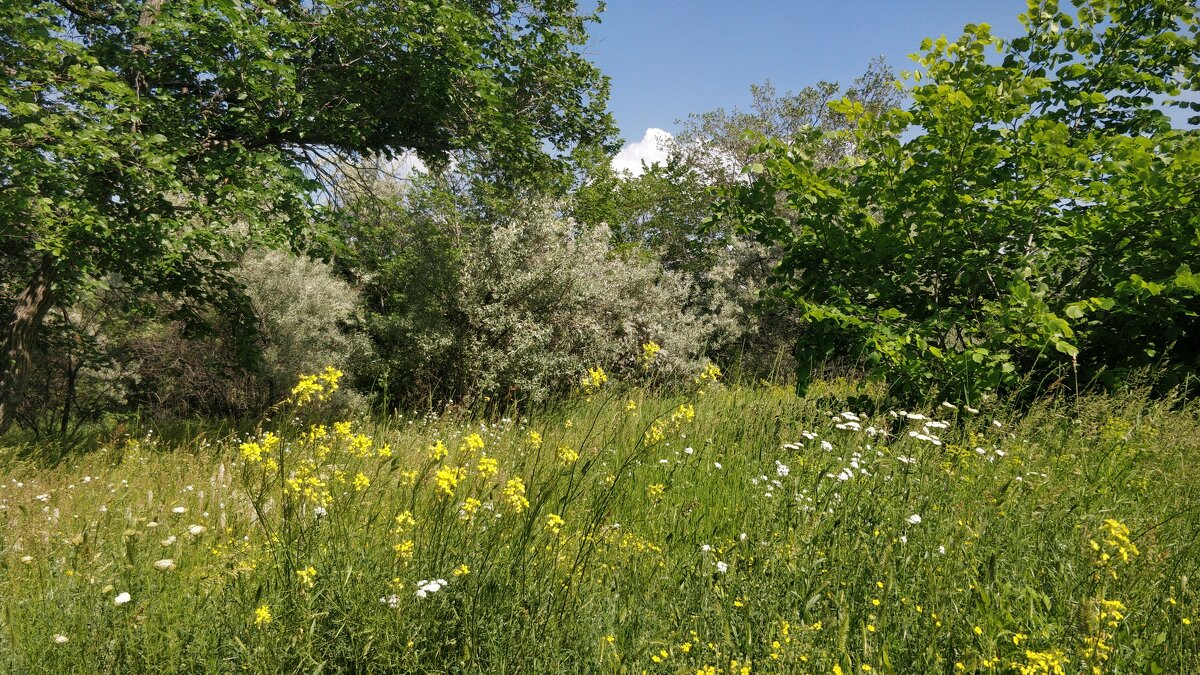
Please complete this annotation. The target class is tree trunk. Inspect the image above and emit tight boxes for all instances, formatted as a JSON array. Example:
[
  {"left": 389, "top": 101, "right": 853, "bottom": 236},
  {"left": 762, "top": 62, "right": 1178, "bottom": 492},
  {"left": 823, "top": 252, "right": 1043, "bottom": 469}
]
[{"left": 0, "top": 257, "right": 57, "bottom": 435}]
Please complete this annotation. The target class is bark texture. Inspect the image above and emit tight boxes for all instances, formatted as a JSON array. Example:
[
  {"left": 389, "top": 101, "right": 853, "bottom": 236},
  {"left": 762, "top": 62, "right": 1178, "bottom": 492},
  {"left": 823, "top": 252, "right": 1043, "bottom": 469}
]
[{"left": 0, "top": 257, "right": 57, "bottom": 435}]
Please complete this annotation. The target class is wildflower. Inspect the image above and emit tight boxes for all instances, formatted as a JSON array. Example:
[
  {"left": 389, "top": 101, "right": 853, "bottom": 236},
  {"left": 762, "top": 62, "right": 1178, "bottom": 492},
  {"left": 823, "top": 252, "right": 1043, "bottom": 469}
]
[
  {"left": 716, "top": 561, "right": 729, "bottom": 574},
  {"left": 53, "top": 634, "right": 69, "bottom": 644},
  {"left": 906, "top": 514, "right": 922, "bottom": 525},
  {"left": 240, "top": 441, "right": 264, "bottom": 463},
  {"left": 700, "top": 544, "right": 712, "bottom": 553},
  {"left": 641, "top": 341, "right": 662, "bottom": 367},
  {"left": 462, "top": 433, "right": 485, "bottom": 453},
  {"left": 503, "top": 477, "right": 529, "bottom": 513},
  {"left": 353, "top": 472, "right": 371, "bottom": 491},
  {"left": 393, "top": 540, "right": 415, "bottom": 559},
  {"left": 528, "top": 430, "right": 543, "bottom": 448},
  {"left": 459, "top": 498, "right": 481, "bottom": 520},
  {"left": 297, "top": 566, "right": 317, "bottom": 589},
  {"left": 254, "top": 604, "right": 272, "bottom": 627},
  {"left": 188, "top": 524, "right": 206, "bottom": 536},
  {"left": 821, "top": 440, "right": 833, "bottom": 451},
  {"left": 434, "top": 466, "right": 467, "bottom": 498},
  {"left": 476, "top": 456, "right": 499, "bottom": 478},
  {"left": 153, "top": 559, "right": 176, "bottom": 571},
  {"left": 647, "top": 483, "right": 666, "bottom": 501},
  {"left": 415, "top": 578, "right": 447, "bottom": 598},
  {"left": 973, "top": 626, "right": 983, "bottom": 635},
  {"left": 776, "top": 461, "right": 790, "bottom": 477},
  {"left": 114, "top": 592, "right": 131, "bottom": 606},
  {"left": 581, "top": 366, "right": 608, "bottom": 392},
  {"left": 380, "top": 594, "right": 401, "bottom": 609},
  {"left": 452, "top": 564, "right": 470, "bottom": 577},
  {"left": 172, "top": 506, "right": 186, "bottom": 514},
  {"left": 941, "top": 401, "right": 958, "bottom": 410},
  {"left": 545, "top": 513, "right": 565, "bottom": 535},
  {"left": 161, "top": 535, "right": 177, "bottom": 546},
  {"left": 626, "top": 400, "right": 638, "bottom": 411},
  {"left": 429, "top": 440, "right": 448, "bottom": 461}
]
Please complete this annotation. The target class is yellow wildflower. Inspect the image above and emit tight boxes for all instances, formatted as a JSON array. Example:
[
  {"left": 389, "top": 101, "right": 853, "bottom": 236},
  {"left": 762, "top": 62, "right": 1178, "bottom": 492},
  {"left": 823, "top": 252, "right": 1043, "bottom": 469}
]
[
  {"left": 434, "top": 466, "right": 466, "bottom": 497},
  {"left": 463, "top": 433, "right": 485, "bottom": 453},
  {"left": 641, "top": 341, "right": 662, "bottom": 367},
  {"left": 296, "top": 566, "right": 317, "bottom": 589},
  {"left": 529, "top": 430, "right": 543, "bottom": 448},
  {"left": 353, "top": 472, "right": 370, "bottom": 491},
  {"left": 452, "top": 564, "right": 470, "bottom": 577},
  {"left": 393, "top": 540, "right": 414, "bottom": 559},
  {"left": 429, "top": 440, "right": 448, "bottom": 461},
  {"left": 476, "top": 456, "right": 499, "bottom": 478},
  {"left": 557, "top": 446, "right": 579, "bottom": 464},
  {"left": 545, "top": 513, "right": 565, "bottom": 536},
  {"left": 254, "top": 604, "right": 272, "bottom": 627},
  {"left": 503, "top": 477, "right": 529, "bottom": 513}
]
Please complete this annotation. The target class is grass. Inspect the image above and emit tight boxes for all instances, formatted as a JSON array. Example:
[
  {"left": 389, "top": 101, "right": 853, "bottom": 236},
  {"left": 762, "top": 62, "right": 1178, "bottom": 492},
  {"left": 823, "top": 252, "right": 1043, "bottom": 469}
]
[{"left": 1, "top": 373, "right": 1199, "bottom": 673}]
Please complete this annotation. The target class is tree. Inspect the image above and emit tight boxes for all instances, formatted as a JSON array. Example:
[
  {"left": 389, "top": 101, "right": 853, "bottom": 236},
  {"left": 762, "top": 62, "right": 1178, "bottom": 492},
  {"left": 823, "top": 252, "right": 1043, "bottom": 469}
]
[
  {"left": 718, "top": 0, "right": 1200, "bottom": 403},
  {"left": 0, "top": 0, "right": 615, "bottom": 432},
  {"left": 570, "top": 61, "right": 904, "bottom": 377}
]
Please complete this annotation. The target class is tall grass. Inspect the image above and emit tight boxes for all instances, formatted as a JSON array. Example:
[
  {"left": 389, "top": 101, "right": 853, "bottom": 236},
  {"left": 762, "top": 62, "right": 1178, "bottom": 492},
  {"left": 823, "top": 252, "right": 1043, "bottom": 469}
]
[{"left": 2, "top": 373, "right": 1198, "bottom": 673}]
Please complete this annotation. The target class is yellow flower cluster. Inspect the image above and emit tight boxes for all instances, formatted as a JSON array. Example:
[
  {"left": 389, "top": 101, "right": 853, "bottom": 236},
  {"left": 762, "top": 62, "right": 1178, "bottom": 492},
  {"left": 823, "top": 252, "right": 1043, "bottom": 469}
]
[
  {"left": 644, "top": 403, "right": 696, "bottom": 446},
  {"left": 545, "top": 513, "right": 565, "bottom": 535},
  {"left": 641, "top": 341, "right": 662, "bottom": 368},
  {"left": 463, "top": 433, "right": 486, "bottom": 453},
  {"left": 254, "top": 604, "right": 272, "bottom": 627},
  {"left": 557, "top": 445, "right": 579, "bottom": 464},
  {"left": 288, "top": 366, "right": 343, "bottom": 407},
  {"left": 694, "top": 362, "right": 722, "bottom": 385},
  {"left": 296, "top": 566, "right": 317, "bottom": 589},
  {"left": 504, "top": 477, "right": 529, "bottom": 513},
  {"left": 429, "top": 440, "right": 448, "bottom": 461},
  {"left": 240, "top": 432, "right": 280, "bottom": 464},
  {"left": 477, "top": 456, "right": 499, "bottom": 478},
  {"left": 581, "top": 366, "right": 608, "bottom": 394},
  {"left": 435, "top": 466, "right": 466, "bottom": 498}
]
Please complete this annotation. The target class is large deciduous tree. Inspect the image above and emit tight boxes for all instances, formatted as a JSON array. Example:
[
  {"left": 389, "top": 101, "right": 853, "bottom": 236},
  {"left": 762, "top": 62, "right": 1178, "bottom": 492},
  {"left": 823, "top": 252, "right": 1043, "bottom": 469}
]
[
  {"left": 0, "top": 0, "right": 616, "bottom": 432},
  {"left": 718, "top": 0, "right": 1199, "bottom": 403}
]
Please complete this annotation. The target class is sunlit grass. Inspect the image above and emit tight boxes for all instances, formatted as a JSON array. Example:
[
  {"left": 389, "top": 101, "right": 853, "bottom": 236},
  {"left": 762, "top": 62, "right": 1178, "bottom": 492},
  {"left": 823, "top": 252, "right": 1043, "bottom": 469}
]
[{"left": 2, "top": 374, "right": 1198, "bottom": 673}]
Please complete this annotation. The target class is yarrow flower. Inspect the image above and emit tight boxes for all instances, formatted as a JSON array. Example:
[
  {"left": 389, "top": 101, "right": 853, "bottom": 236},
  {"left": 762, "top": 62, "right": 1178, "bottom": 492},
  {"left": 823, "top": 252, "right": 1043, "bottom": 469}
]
[
  {"left": 415, "top": 578, "right": 447, "bottom": 598},
  {"left": 153, "top": 558, "right": 176, "bottom": 571},
  {"left": 906, "top": 514, "right": 922, "bottom": 525},
  {"left": 113, "top": 592, "right": 132, "bottom": 606}
]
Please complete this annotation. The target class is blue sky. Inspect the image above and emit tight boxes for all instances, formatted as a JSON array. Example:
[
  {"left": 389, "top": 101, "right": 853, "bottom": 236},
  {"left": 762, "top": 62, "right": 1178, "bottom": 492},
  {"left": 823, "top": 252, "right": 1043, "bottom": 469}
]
[{"left": 588, "top": 1, "right": 1027, "bottom": 161}]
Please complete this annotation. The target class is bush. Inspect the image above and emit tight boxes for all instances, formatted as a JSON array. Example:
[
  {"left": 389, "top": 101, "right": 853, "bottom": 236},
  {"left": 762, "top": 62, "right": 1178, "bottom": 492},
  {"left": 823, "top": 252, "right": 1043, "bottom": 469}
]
[{"left": 342, "top": 192, "right": 712, "bottom": 408}]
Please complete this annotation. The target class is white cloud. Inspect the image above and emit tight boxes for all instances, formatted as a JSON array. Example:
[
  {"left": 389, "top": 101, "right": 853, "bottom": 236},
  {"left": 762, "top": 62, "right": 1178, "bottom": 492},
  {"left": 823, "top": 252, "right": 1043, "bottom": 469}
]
[{"left": 612, "top": 127, "right": 672, "bottom": 176}]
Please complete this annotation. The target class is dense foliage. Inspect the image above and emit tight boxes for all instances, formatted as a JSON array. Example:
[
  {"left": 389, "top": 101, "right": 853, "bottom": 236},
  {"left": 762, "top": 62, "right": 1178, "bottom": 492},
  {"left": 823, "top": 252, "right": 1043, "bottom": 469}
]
[
  {"left": 0, "top": 0, "right": 616, "bottom": 431},
  {"left": 718, "top": 0, "right": 1200, "bottom": 403}
]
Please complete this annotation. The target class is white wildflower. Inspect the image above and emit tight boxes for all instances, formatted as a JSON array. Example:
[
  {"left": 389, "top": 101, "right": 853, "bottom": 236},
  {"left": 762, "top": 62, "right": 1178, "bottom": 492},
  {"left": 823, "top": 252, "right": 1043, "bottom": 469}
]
[
  {"left": 906, "top": 514, "right": 922, "bottom": 525},
  {"left": 114, "top": 592, "right": 131, "bottom": 606}
]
